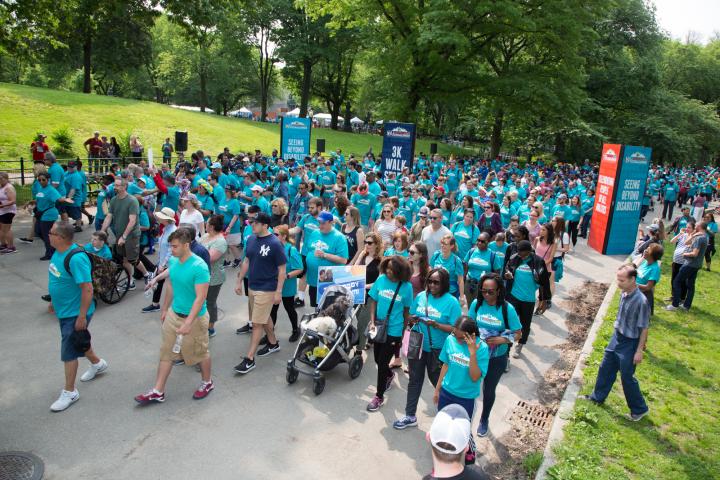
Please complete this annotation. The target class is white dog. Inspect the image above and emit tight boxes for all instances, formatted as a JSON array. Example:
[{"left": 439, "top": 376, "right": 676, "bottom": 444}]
[{"left": 301, "top": 316, "right": 338, "bottom": 337}]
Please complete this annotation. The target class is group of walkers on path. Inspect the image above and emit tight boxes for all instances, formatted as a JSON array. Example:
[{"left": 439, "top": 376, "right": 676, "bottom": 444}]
[{"left": 2, "top": 132, "right": 719, "bottom": 478}]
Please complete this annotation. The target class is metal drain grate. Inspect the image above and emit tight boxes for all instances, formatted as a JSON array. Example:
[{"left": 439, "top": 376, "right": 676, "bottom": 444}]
[
  {"left": 0, "top": 451, "right": 44, "bottom": 480},
  {"left": 508, "top": 400, "right": 556, "bottom": 429}
]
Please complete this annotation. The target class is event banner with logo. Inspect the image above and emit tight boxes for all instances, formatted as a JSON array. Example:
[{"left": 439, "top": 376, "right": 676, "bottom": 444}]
[
  {"left": 381, "top": 122, "right": 415, "bottom": 179},
  {"left": 588, "top": 144, "right": 652, "bottom": 255},
  {"left": 316, "top": 265, "right": 367, "bottom": 305},
  {"left": 280, "top": 116, "right": 312, "bottom": 163}
]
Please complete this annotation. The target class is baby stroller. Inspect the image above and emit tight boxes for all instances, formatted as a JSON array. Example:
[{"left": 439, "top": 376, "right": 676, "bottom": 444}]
[{"left": 286, "top": 285, "right": 363, "bottom": 395}]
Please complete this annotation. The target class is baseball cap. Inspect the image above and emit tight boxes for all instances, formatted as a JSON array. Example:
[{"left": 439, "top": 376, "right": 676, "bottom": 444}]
[
  {"left": 378, "top": 191, "right": 389, "bottom": 198},
  {"left": 250, "top": 185, "right": 264, "bottom": 193},
  {"left": 211, "top": 162, "right": 222, "bottom": 169},
  {"left": 318, "top": 211, "right": 334, "bottom": 223},
  {"left": 254, "top": 212, "right": 272, "bottom": 226},
  {"left": 429, "top": 404, "right": 471, "bottom": 455},
  {"left": 418, "top": 206, "right": 430, "bottom": 218},
  {"left": 225, "top": 183, "right": 238, "bottom": 192},
  {"left": 69, "top": 329, "right": 92, "bottom": 353},
  {"left": 647, "top": 224, "right": 659, "bottom": 233},
  {"left": 67, "top": 160, "right": 78, "bottom": 168}
]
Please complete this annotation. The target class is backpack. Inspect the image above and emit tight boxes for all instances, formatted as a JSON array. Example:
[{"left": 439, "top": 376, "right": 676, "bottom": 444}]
[{"left": 64, "top": 247, "right": 117, "bottom": 296}]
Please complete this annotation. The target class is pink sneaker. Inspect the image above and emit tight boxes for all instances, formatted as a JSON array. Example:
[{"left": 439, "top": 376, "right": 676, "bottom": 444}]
[
  {"left": 366, "top": 395, "right": 384, "bottom": 412},
  {"left": 134, "top": 390, "right": 165, "bottom": 405},
  {"left": 193, "top": 380, "right": 214, "bottom": 400}
]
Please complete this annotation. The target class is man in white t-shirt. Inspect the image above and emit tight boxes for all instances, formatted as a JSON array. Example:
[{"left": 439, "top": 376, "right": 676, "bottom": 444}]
[{"left": 421, "top": 208, "right": 451, "bottom": 257}]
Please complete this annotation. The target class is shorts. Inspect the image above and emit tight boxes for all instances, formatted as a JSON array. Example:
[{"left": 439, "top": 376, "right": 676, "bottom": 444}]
[
  {"left": 59, "top": 314, "right": 93, "bottom": 362},
  {"left": 115, "top": 236, "right": 140, "bottom": 263},
  {"left": 226, "top": 233, "right": 242, "bottom": 246},
  {"left": 0, "top": 212, "right": 15, "bottom": 225},
  {"left": 248, "top": 289, "right": 274, "bottom": 325},
  {"left": 61, "top": 205, "right": 81, "bottom": 220},
  {"left": 159, "top": 310, "right": 210, "bottom": 366}
]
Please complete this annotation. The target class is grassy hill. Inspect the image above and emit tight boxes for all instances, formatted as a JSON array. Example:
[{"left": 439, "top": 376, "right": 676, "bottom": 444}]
[{"left": 0, "top": 83, "right": 463, "bottom": 160}]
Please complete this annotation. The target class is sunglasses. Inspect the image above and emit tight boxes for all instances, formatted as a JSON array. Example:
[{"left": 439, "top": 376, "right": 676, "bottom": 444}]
[
  {"left": 477, "top": 240, "right": 487, "bottom": 244},
  {"left": 430, "top": 216, "right": 441, "bottom": 220},
  {"left": 426, "top": 279, "right": 440, "bottom": 285},
  {"left": 408, "top": 250, "right": 418, "bottom": 255},
  {"left": 364, "top": 241, "right": 375, "bottom": 245},
  {"left": 484, "top": 206, "right": 492, "bottom": 210},
  {"left": 481, "top": 289, "right": 497, "bottom": 294}
]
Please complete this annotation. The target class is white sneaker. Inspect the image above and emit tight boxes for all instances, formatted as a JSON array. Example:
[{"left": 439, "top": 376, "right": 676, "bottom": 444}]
[
  {"left": 50, "top": 389, "right": 79, "bottom": 412},
  {"left": 664, "top": 305, "right": 678, "bottom": 311},
  {"left": 80, "top": 359, "right": 108, "bottom": 382},
  {"left": 512, "top": 344, "right": 523, "bottom": 359}
]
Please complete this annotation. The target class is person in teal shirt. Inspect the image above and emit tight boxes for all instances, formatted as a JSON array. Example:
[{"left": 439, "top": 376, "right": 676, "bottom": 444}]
[
  {"left": 430, "top": 234, "right": 465, "bottom": 303},
  {"left": 450, "top": 209, "right": 480, "bottom": 260},
  {"left": 47, "top": 156, "right": 66, "bottom": 196},
  {"left": 162, "top": 177, "right": 181, "bottom": 212},
  {"left": 383, "top": 231, "right": 409, "bottom": 258},
  {"left": 488, "top": 233, "right": 509, "bottom": 264},
  {"left": 435, "top": 317, "right": 490, "bottom": 420},
  {"left": 464, "top": 233, "right": 502, "bottom": 298},
  {"left": 217, "top": 185, "right": 242, "bottom": 266},
  {"left": 270, "top": 225, "right": 303, "bottom": 342},
  {"left": 304, "top": 212, "right": 349, "bottom": 307},
  {"left": 250, "top": 185, "right": 271, "bottom": 216},
  {"left": 366, "top": 256, "right": 413, "bottom": 412},
  {"left": 566, "top": 195, "right": 582, "bottom": 247},
  {"left": 636, "top": 243, "right": 663, "bottom": 314},
  {"left": 84, "top": 231, "right": 113, "bottom": 259},
  {"left": 35, "top": 174, "right": 63, "bottom": 259},
  {"left": 351, "top": 184, "right": 377, "bottom": 227}
]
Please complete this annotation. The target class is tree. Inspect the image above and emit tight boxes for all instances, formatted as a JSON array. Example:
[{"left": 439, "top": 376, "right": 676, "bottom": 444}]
[{"left": 242, "top": 0, "right": 280, "bottom": 122}]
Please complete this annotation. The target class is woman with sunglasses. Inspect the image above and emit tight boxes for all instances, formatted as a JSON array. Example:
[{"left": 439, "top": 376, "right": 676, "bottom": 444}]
[
  {"left": 366, "top": 256, "right": 413, "bottom": 412},
  {"left": 478, "top": 201, "right": 503, "bottom": 237},
  {"left": 464, "top": 231, "right": 502, "bottom": 300},
  {"left": 468, "top": 272, "right": 522, "bottom": 436},
  {"left": 522, "top": 208, "right": 542, "bottom": 244},
  {"left": 451, "top": 195, "right": 474, "bottom": 224},
  {"left": 450, "top": 208, "right": 480, "bottom": 261},
  {"left": 392, "top": 268, "right": 461, "bottom": 430},
  {"left": 352, "top": 232, "right": 383, "bottom": 350},
  {"left": 430, "top": 234, "right": 466, "bottom": 307},
  {"left": 342, "top": 206, "right": 364, "bottom": 264},
  {"left": 373, "top": 202, "right": 398, "bottom": 247},
  {"left": 269, "top": 198, "right": 289, "bottom": 228},
  {"left": 33, "top": 172, "right": 63, "bottom": 259}
]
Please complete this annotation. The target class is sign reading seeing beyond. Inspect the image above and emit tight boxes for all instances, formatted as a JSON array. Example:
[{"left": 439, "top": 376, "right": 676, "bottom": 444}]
[
  {"left": 280, "top": 117, "right": 312, "bottom": 163},
  {"left": 381, "top": 122, "right": 415, "bottom": 180}
]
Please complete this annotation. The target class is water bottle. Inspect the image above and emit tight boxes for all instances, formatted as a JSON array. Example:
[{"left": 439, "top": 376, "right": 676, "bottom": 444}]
[{"left": 172, "top": 334, "right": 183, "bottom": 354}]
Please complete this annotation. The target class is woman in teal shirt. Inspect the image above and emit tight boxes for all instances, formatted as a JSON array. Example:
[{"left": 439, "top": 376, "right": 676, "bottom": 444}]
[
  {"left": 566, "top": 195, "right": 582, "bottom": 247},
  {"left": 450, "top": 209, "right": 480, "bottom": 261},
  {"left": 217, "top": 185, "right": 242, "bottom": 265},
  {"left": 430, "top": 234, "right": 465, "bottom": 305},
  {"left": 703, "top": 211, "right": 717, "bottom": 271},
  {"left": 636, "top": 243, "right": 663, "bottom": 315},
  {"left": 467, "top": 272, "right": 522, "bottom": 436},
  {"left": 383, "top": 231, "right": 409, "bottom": 258},
  {"left": 366, "top": 256, "right": 413, "bottom": 412},
  {"left": 463, "top": 232, "right": 502, "bottom": 299},
  {"left": 269, "top": 225, "right": 304, "bottom": 342},
  {"left": 34, "top": 173, "right": 62, "bottom": 259}
]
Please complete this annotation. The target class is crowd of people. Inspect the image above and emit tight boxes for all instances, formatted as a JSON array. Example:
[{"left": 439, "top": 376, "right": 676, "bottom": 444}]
[{"left": 1, "top": 132, "right": 719, "bottom": 478}]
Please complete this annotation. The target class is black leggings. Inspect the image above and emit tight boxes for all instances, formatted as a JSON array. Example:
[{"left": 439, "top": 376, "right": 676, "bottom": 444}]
[
  {"left": 270, "top": 296, "right": 299, "bottom": 331},
  {"left": 37, "top": 219, "right": 55, "bottom": 257},
  {"left": 480, "top": 354, "right": 508, "bottom": 422},
  {"left": 508, "top": 294, "right": 536, "bottom": 345},
  {"left": 374, "top": 335, "right": 401, "bottom": 399},
  {"left": 568, "top": 221, "right": 579, "bottom": 246},
  {"left": 670, "top": 262, "right": 687, "bottom": 301}
]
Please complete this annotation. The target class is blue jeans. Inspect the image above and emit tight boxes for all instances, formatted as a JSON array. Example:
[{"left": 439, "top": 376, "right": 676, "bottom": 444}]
[
  {"left": 94, "top": 217, "right": 104, "bottom": 231},
  {"left": 590, "top": 330, "right": 648, "bottom": 415},
  {"left": 672, "top": 264, "right": 699, "bottom": 309}
]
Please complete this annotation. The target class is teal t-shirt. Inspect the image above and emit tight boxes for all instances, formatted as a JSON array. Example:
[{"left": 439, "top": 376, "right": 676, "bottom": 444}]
[
  {"left": 163, "top": 185, "right": 181, "bottom": 212},
  {"left": 48, "top": 163, "right": 66, "bottom": 195},
  {"left": 351, "top": 192, "right": 377, "bottom": 226},
  {"left": 636, "top": 259, "right": 661, "bottom": 286},
  {"left": 218, "top": 198, "right": 242, "bottom": 233},
  {"left": 139, "top": 209, "right": 150, "bottom": 247},
  {"left": 510, "top": 258, "right": 539, "bottom": 302},
  {"left": 566, "top": 205, "right": 582, "bottom": 222},
  {"left": 383, "top": 247, "right": 409, "bottom": 258},
  {"left": 48, "top": 245, "right": 96, "bottom": 318},
  {"left": 168, "top": 254, "right": 210, "bottom": 316},
  {"left": 64, "top": 171, "right": 83, "bottom": 206},
  {"left": 297, "top": 214, "right": 320, "bottom": 255},
  {"left": 368, "top": 275, "right": 413, "bottom": 338},
  {"left": 282, "top": 243, "right": 303, "bottom": 297},
  {"left": 468, "top": 300, "right": 521, "bottom": 357},
  {"left": 305, "top": 229, "right": 349, "bottom": 286},
  {"left": 464, "top": 248, "right": 501, "bottom": 280},
  {"left": 411, "top": 291, "right": 461, "bottom": 351},
  {"left": 440, "top": 335, "right": 490, "bottom": 400},
  {"left": 83, "top": 242, "right": 113, "bottom": 259},
  {"left": 430, "top": 251, "right": 464, "bottom": 294},
  {"left": 450, "top": 222, "right": 480, "bottom": 260},
  {"left": 488, "top": 241, "right": 509, "bottom": 264},
  {"left": 35, "top": 185, "right": 61, "bottom": 221}
]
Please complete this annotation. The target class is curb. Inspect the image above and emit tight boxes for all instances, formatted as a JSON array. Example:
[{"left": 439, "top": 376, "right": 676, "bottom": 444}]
[{"left": 534, "top": 280, "right": 619, "bottom": 480}]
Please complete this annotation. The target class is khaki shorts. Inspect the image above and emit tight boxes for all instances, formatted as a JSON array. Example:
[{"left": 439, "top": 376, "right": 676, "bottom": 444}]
[
  {"left": 159, "top": 310, "right": 210, "bottom": 365},
  {"left": 116, "top": 235, "right": 140, "bottom": 264},
  {"left": 248, "top": 289, "right": 274, "bottom": 325}
]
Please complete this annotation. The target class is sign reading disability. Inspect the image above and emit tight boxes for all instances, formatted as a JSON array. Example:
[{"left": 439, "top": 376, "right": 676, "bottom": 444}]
[
  {"left": 381, "top": 122, "right": 416, "bottom": 179},
  {"left": 280, "top": 116, "right": 312, "bottom": 163}
]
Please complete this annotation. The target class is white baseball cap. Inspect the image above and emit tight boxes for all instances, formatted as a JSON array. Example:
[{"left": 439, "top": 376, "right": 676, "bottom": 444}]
[{"left": 429, "top": 404, "right": 471, "bottom": 454}]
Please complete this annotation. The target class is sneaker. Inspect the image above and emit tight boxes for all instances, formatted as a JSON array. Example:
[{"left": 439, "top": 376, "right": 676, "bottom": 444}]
[
  {"left": 142, "top": 304, "right": 160, "bottom": 313},
  {"left": 289, "top": 329, "right": 301, "bottom": 342},
  {"left": 128, "top": 281, "right": 137, "bottom": 291},
  {"left": 234, "top": 357, "right": 256, "bottom": 374},
  {"left": 257, "top": 342, "right": 281, "bottom": 357},
  {"left": 41, "top": 294, "right": 52, "bottom": 302},
  {"left": 679, "top": 305, "right": 689, "bottom": 311},
  {"left": 232, "top": 258, "right": 241, "bottom": 268},
  {"left": 477, "top": 418, "right": 489, "bottom": 437},
  {"left": 578, "top": 394, "right": 602, "bottom": 405},
  {"left": 235, "top": 324, "right": 252, "bottom": 335},
  {"left": 0, "top": 246, "right": 17, "bottom": 254},
  {"left": 144, "top": 271, "right": 155, "bottom": 284},
  {"left": 74, "top": 226, "right": 83, "bottom": 233},
  {"left": 512, "top": 344, "right": 523, "bottom": 358},
  {"left": 134, "top": 389, "right": 165, "bottom": 405},
  {"left": 366, "top": 395, "right": 384, "bottom": 412},
  {"left": 173, "top": 359, "right": 185, "bottom": 366},
  {"left": 80, "top": 359, "right": 108, "bottom": 382},
  {"left": 50, "top": 389, "right": 80, "bottom": 412},
  {"left": 259, "top": 335, "right": 269, "bottom": 346},
  {"left": 664, "top": 305, "right": 678, "bottom": 311},
  {"left": 208, "top": 328, "right": 217, "bottom": 338},
  {"left": 192, "top": 380, "right": 214, "bottom": 400},
  {"left": 40, "top": 255, "right": 52, "bottom": 261},
  {"left": 294, "top": 297, "right": 305, "bottom": 308},
  {"left": 19, "top": 237, "right": 34, "bottom": 244},
  {"left": 88, "top": 215, "right": 94, "bottom": 225},
  {"left": 385, "top": 371, "right": 395, "bottom": 392},
  {"left": 504, "top": 359, "right": 511, "bottom": 373},
  {"left": 392, "top": 415, "right": 418, "bottom": 430},
  {"left": 628, "top": 410, "right": 649, "bottom": 422}
]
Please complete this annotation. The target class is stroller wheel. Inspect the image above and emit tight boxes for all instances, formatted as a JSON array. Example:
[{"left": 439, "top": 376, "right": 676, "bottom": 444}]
[
  {"left": 348, "top": 355, "right": 364, "bottom": 379},
  {"left": 286, "top": 367, "right": 299, "bottom": 385},
  {"left": 312, "top": 376, "right": 326, "bottom": 395}
]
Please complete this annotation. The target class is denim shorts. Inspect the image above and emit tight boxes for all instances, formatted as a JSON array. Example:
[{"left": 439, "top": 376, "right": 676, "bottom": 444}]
[{"left": 59, "top": 314, "right": 93, "bottom": 362}]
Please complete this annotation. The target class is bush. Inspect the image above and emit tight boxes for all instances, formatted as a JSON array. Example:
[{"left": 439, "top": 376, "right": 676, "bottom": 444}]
[{"left": 51, "top": 126, "right": 75, "bottom": 158}]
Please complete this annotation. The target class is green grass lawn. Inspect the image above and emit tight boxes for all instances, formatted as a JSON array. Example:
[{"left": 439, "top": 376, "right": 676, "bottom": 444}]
[
  {"left": 0, "top": 83, "right": 464, "bottom": 160},
  {"left": 548, "top": 247, "right": 720, "bottom": 480}
]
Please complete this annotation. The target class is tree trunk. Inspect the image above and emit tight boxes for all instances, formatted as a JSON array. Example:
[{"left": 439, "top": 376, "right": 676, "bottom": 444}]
[
  {"left": 199, "top": 67, "right": 208, "bottom": 112},
  {"left": 489, "top": 108, "right": 504, "bottom": 159},
  {"left": 82, "top": 35, "right": 92, "bottom": 93},
  {"left": 343, "top": 102, "right": 352, "bottom": 132},
  {"left": 300, "top": 58, "right": 312, "bottom": 118},
  {"left": 554, "top": 132, "right": 565, "bottom": 162},
  {"left": 223, "top": 101, "right": 228, "bottom": 116},
  {"left": 330, "top": 102, "right": 341, "bottom": 130}
]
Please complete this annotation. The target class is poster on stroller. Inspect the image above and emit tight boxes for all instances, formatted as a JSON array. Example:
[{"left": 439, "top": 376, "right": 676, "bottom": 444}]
[{"left": 317, "top": 265, "right": 366, "bottom": 304}]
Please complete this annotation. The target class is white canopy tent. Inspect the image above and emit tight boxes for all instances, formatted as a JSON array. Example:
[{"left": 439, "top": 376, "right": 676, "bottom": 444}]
[
  {"left": 230, "top": 106, "right": 253, "bottom": 118},
  {"left": 285, "top": 107, "right": 300, "bottom": 117},
  {"left": 312, "top": 112, "right": 344, "bottom": 126},
  {"left": 350, "top": 116, "right": 364, "bottom": 124}
]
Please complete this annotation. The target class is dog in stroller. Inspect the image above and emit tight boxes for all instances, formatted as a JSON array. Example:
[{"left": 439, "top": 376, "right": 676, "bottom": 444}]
[{"left": 286, "top": 285, "right": 364, "bottom": 395}]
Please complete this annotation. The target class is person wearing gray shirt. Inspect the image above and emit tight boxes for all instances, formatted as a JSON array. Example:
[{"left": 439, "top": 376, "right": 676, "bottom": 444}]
[
  {"left": 582, "top": 264, "right": 650, "bottom": 421},
  {"left": 667, "top": 222, "right": 708, "bottom": 311},
  {"left": 421, "top": 209, "right": 451, "bottom": 258}
]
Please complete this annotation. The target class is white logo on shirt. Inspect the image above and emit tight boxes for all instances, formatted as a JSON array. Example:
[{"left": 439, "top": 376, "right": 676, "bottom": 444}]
[
  {"left": 450, "top": 352, "right": 470, "bottom": 367},
  {"left": 259, "top": 245, "right": 271, "bottom": 256}
]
